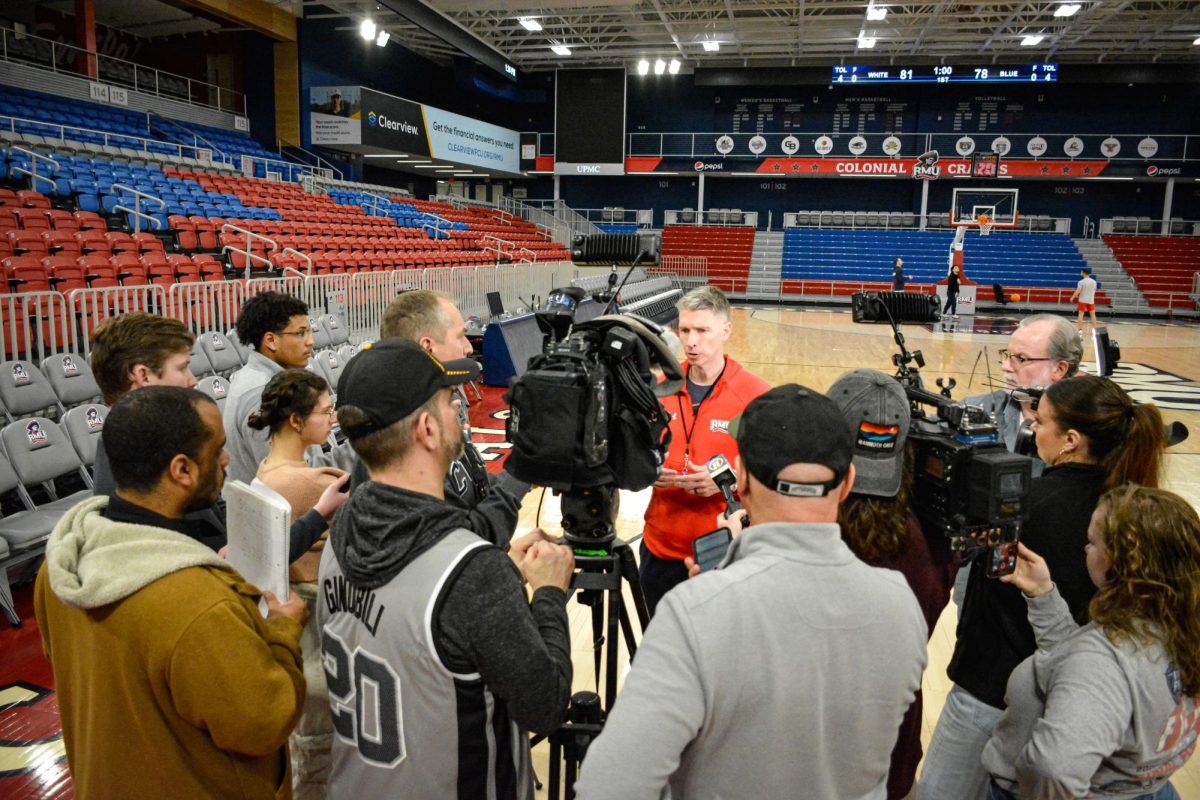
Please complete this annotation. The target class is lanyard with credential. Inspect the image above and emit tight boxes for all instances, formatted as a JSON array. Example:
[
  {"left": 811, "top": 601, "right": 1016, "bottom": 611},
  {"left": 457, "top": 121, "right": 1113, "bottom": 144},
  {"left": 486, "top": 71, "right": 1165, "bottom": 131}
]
[{"left": 676, "top": 363, "right": 725, "bottom": 472}]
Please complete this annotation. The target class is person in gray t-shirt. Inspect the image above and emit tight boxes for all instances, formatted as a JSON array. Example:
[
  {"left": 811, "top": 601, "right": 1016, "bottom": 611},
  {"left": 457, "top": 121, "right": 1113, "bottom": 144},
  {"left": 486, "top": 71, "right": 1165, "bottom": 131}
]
[{"left": 983, "top": 485, "right": 1200, "bottom": 800}]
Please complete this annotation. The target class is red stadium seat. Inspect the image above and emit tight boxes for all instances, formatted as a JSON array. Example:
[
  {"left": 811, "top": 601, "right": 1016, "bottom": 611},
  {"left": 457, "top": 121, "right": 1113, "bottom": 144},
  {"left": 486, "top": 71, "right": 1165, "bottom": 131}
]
[
  {"left": 6, "top": 230, "right": 47, "bottom": 257},
  {"left": 41, "top": 231, "right": 80, "bottom": 257},
  {"left": 46, "top": 209, "right": 79, "bottom": 232},
  {"left": 105, "top": 232, "right": 138, "bottom": 254},
  {"left": 133, "top": 232, "right": 165, "bottom": 255},
  {"left": 16, "top": 190, "right": 51, "bottom": 210},
  {"left": 74, "top": 231, "right": 111, "bottom": 256},
  {"left": 73, "top": 211, "right": 106, "bottom": 232},
  {"left": 13, "top": 208, "right": 50, "bottom": 231}
]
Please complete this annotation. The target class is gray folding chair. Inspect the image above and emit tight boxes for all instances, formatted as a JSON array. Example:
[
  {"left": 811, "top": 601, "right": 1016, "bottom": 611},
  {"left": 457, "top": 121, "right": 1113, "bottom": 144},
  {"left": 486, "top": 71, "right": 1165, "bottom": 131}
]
[
  {"left": 189, "top": 343, "right": 213, "bottom": 378},
  {"left": 199, "top": 330, "right": 243, "bottom": 376},
  {"left": 308, "top": 315, "right": 332, "bottom": 352},
  {"left": 61, "top": 403, "right": 109, "bottom": 478},
  {"left": 0, "top": 361, "right": 61, "bottom": 423},
  {"left": 313, "top": 350, "right": 346, "bottom": 395},
  {"left": 1, "top": 417, "right": 94, "bottom": 517},
  {"left": 196, "top": 375, "right": 230, "bottom": 413},
  {"left": 225, "top": 328, "right": 251, "bottom": 362},
  {"left": 41, "top": 353, "right": 102, "bottom": 412},
  {"left": 319, "top": 314, "right": 351, "bottom": 348},
  {"left": 0, "top": 449, "right": 59, "bottom": 627}
]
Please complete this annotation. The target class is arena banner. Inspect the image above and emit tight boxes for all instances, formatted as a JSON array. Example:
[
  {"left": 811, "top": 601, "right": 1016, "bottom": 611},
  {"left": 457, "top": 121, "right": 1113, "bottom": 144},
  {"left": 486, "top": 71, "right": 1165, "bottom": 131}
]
[
  {"left": 575, "top": 156, "right": 1200, "bottom": 180},
  {"left": 309, "top": 86, "right": 362, "bottom": 145},
  {"left": 360, "top": 88, "right": 520, "bottom": 175}
]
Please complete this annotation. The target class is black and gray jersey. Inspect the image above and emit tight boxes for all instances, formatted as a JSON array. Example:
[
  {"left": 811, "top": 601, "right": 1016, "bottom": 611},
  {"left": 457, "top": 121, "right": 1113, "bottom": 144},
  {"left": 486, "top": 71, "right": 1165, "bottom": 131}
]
[{"left": 317, "top": 528, "right": 533, "bottom": 800}]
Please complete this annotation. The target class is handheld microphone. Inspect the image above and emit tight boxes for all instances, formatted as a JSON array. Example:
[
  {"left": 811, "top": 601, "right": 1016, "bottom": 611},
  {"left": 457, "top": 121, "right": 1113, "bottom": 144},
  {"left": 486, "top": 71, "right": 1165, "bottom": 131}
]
[{"left": 706, "top": 455, "right": 744, "bottom": 522}]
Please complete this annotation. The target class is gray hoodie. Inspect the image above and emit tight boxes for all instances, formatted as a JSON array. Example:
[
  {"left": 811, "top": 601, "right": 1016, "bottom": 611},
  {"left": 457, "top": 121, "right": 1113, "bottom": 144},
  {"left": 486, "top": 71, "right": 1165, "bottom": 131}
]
[{"left": 983, "top": 587, "right": 1198, "bottom": 799}]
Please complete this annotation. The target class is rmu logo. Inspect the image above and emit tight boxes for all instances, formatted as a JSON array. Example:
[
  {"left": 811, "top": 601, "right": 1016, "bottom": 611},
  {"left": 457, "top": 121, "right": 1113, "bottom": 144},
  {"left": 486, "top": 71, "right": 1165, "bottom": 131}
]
[{"left": 367, "top": 112, "right": 378, "bottom": 126}]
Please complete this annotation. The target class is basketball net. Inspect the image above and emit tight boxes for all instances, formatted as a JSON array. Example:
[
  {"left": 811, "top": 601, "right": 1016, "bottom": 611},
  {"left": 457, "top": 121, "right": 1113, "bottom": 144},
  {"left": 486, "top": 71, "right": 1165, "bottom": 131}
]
[{"left": 977, "top": 213, "right": 993, "bottom": 237}]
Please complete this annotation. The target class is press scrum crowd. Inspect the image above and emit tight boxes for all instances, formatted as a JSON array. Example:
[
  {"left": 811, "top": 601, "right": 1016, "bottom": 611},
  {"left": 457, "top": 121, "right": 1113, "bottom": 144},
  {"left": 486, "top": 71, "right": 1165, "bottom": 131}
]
[{"left": 33, "top": 285, "right": 1200, "bottom": 800}]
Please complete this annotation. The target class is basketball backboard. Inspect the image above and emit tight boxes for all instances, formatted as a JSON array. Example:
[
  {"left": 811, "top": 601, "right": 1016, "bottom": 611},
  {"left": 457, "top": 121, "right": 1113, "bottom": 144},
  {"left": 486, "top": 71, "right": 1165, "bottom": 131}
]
[{"left": 951, "top": 188, "right": 1019, "bottom": 228}]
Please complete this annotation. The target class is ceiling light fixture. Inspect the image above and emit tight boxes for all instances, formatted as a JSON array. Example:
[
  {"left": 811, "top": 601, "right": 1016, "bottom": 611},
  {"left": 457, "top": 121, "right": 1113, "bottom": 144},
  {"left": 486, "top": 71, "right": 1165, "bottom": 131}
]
[
  {"left": 1021, "top": 33, "right": 1045, "bottom": 45},
  {"left": 375, "top": 30, "right": 390, "bottom": 47},
  {"left": 1194, "top": 36, "right": 1200, "bottom": 45},
  {"left": 360, "top": 19, "right": 376, "bottom": 41},
  {"left": 550, "top": 44, "right": 571, "bottom": 56},
  {"left": 518, "top": 17, "right": 542, "bottom": 31},
  {"left": 668, "top": 59, "right": 681, "bottom": 74},
  {"left": 1053, "top": 3, "right": 1081, "bottom": 17},
  {"left": 858, "top": 33, "right": 877, "bottom": 48},
  {"left": 654, "top": 59, "right": 666, "bottom": 74},
  {"left": 702, "top": 40, "right": 720, "bottom": 52},
  {"left": 866, "top": 4, "right": 888, "bottom": 21},
  {"left": 637, "top": 59, "right": 650, "bottom": 75}
]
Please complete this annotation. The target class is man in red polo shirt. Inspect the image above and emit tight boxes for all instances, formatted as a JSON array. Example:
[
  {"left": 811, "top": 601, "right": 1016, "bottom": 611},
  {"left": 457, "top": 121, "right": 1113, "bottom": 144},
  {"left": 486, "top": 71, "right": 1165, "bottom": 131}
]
[{"left": 639, "top": 286, "right": 770, "bottom": 616}]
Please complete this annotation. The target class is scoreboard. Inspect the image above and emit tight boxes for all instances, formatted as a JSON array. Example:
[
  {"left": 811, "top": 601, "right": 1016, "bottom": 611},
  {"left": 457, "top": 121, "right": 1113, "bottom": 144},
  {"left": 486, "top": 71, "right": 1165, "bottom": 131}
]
[{"left": 833, "top": 64, "right": 1058, "bottom": 84}]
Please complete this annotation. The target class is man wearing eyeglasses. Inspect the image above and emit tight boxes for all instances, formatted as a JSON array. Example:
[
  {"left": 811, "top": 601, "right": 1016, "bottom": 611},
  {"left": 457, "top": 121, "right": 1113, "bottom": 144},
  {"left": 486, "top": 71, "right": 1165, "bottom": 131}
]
[
  {"left": 225, "top": 291, "right": 354, "bottom": 484},
  {"left": 965, "top": 314, "right": 1081, "bottom": 452}
]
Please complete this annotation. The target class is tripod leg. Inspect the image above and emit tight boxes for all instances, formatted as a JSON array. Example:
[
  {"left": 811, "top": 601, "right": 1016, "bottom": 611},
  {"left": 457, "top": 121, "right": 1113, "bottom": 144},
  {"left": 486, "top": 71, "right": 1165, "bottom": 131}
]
[
  {"left": 613, "top": 541, "right": 650, "bottom": 630},
  {"left": 605, "top": 578, "right": 621, "bottom": 713}
]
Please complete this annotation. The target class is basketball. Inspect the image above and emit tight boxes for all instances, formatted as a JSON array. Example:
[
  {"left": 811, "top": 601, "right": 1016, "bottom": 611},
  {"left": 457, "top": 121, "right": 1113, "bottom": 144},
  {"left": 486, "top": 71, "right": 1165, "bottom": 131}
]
[{"left": 1010, "top": 293, "right": 1021, "bottom": 302}]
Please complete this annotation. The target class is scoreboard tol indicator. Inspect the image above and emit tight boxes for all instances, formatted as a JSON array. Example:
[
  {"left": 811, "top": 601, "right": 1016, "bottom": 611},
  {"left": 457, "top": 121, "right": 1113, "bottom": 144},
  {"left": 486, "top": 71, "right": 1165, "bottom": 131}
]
[{"left": 832, "top": 64, "right": 1058, "bottom": 84}]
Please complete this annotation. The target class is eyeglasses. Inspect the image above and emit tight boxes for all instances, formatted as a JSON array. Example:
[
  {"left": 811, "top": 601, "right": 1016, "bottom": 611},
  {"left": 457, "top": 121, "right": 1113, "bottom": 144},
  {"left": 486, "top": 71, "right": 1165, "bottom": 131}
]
[
  {"left": 998, "top": 349, "right": 1051, "bottom": 367},
  {"left": 310, "top": 407, "right": 336, "bottom": 418},
  {"left": 276, "top": 327, "right": 312, "bottom": 339}
]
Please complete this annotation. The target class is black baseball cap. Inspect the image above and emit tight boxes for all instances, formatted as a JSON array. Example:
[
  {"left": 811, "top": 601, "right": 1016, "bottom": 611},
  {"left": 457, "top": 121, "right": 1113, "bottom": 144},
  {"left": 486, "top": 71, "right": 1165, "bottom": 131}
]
[
  {"left": 336, "top": 339, "right": 479, "bottom": 439},
  {"left": 730, "top": 384, "right": 854, "bottom": 497}
]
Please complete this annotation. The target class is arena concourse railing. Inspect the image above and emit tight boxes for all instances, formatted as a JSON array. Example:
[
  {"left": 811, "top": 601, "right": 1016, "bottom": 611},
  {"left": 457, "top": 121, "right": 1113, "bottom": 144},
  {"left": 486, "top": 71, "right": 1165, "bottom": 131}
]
[
  {"left": 1098, "top": 217, "right": 1199, "bottom": 237},
  {"left": 664, "top": 209, "right": 759, "bottom": 227},
  {"left": 0, "top": 27, "right": 247, "bottom": 115},
  {"left": 0, "top": 262, "right": 580, "bottom": 364}
]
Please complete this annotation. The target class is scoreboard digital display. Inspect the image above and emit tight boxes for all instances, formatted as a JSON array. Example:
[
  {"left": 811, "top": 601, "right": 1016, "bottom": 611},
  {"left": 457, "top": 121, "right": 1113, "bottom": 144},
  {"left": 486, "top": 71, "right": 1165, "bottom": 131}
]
[{"left": 832, "top": 64, "right": 1058, "bottom": 84}]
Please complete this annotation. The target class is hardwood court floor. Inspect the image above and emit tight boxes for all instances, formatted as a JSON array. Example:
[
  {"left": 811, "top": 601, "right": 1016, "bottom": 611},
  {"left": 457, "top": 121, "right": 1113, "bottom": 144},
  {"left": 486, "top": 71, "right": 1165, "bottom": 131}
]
[{"left": 523, "top": 306, "right": 1200, "bottom": 799}]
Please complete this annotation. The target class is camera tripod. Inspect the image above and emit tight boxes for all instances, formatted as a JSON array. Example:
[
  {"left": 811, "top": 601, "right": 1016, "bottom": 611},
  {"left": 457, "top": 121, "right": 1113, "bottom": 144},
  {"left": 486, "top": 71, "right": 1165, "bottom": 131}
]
[{"left": 536, "top": 485, "right": 650, "bottom": 800}]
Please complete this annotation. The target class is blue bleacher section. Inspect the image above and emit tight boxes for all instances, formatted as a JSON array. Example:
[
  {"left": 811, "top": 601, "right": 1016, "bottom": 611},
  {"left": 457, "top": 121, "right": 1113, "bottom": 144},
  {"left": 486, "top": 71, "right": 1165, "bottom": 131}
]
[
  {"left": 327, "top": 190, "right": 466, "bottom": 238},
  {"left": 597, "top": 223, "right": 638, "bottom": 235},
  {"left": 1, "top": 147, "right": 278, "bottom": 228},
  {"left": 781, "top": 228, "right": 1087, "bottom": 288},
  {"left": 0, "top": 87, "right": 303, "bottom": 180}
]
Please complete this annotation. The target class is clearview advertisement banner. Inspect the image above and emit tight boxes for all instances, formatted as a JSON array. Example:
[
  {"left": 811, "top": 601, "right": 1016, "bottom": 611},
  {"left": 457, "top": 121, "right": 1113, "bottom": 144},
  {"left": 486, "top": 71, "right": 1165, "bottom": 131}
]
[
  {"left": 360, "top": 88, "right": 520, "bottom": 175},
  {"left": 309, "top": 86, "right": 362, "bottom": 145}
]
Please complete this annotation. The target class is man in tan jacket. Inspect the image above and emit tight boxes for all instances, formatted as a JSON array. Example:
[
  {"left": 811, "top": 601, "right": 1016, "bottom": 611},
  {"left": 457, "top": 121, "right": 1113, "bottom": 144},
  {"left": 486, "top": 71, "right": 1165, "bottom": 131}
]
[{"left": 35, "top": 386, "right": 308, "bottom": 799}]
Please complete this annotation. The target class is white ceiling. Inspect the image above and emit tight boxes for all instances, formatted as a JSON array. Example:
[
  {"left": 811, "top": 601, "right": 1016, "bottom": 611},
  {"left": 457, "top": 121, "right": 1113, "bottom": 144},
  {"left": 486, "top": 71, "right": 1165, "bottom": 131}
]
[{"left": 308, "top": 0, "right": 1200, "bottom": 69}]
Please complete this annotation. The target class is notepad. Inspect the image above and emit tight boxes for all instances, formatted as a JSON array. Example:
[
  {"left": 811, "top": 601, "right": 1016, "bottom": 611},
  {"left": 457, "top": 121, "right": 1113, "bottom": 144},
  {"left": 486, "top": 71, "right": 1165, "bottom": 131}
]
[{"left": 224, "top": 479, "right": 291, "bottom": 615}]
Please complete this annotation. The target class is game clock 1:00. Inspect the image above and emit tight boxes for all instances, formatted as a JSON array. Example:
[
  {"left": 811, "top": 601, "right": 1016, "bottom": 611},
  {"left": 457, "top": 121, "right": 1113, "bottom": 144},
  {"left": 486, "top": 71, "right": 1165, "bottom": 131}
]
[{"left": 832, "top": 64, "right": 1058, "bottom": 84}]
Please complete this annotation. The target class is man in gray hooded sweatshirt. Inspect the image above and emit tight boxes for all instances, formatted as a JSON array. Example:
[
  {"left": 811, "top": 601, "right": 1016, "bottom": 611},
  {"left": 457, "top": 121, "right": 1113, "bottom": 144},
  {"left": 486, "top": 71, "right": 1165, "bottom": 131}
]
[{"left": 318, "top": 340, "right": 574, "bottom": 800}]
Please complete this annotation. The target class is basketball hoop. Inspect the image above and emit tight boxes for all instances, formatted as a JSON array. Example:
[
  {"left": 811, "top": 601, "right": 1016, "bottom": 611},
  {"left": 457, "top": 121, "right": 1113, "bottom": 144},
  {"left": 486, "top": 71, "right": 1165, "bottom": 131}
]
[{"left": 977, "top": 213, "right": 993, "bottom": 236}]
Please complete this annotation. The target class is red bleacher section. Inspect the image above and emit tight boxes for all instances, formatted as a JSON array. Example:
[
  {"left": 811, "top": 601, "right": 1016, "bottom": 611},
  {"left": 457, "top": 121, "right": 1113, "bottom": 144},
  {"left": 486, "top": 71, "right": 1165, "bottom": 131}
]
[
  {"left": 1104, "top": 235, "right": 1200, "bottom": 310},
  {"left": 0, "top": 176, "right": 570, "bottom": 296},
  {"left": 662, "top": 225, "right": 754, "bottom": 292}
]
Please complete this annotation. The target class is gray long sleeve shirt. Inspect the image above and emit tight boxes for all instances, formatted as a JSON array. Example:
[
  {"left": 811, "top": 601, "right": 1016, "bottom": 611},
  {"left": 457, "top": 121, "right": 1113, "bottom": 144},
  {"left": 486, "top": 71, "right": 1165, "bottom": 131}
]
[
  {"left": 982, "top": 588, "right": 1198, "bottom": 799},
  {"left": 575, "top": 521, "right": 928, "bottom": 800},
  {"left": 223, "top": 351, "right": 354, "bottom": 485}
]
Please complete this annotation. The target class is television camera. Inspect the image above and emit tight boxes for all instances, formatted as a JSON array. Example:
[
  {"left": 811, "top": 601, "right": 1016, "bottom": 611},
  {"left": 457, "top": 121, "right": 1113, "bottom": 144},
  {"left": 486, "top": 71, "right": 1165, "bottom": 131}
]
[{"left": 857, "top": 292, "right": 1033, "bottom": 575}]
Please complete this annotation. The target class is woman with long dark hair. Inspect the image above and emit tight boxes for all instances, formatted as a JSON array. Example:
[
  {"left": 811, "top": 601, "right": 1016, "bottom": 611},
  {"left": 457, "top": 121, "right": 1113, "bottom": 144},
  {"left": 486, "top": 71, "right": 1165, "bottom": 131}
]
[
  {"left": 984, "top": 485, "right": 1200, "bottom": 799},
  {"left": 920, "top": 375, "right": 1167, "bottom": 800},
  {"left": 248, "top": 368, "right": 347, "bottom": 800}
]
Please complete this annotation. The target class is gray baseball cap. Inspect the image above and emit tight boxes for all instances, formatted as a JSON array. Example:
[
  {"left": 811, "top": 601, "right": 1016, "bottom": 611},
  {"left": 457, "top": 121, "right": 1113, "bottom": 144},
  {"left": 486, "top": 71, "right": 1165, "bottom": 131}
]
[{"left": 827, "top": 369, "right": 910, "bottom": 498}]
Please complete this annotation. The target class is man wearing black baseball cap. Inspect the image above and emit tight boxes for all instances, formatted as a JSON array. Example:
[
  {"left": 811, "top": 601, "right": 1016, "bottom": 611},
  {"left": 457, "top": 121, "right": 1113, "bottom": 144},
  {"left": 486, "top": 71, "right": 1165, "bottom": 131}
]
[
  {"left": 317, "top": 340, "right": 575, "bottom": 800},
  {"left": 578, "top": 384, "right": 928, "bottom": 800}
]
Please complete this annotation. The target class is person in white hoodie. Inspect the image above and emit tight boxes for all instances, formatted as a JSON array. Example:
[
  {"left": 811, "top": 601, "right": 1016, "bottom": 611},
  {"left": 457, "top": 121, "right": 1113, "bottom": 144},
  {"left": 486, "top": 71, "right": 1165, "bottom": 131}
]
[{"left": 35, "top": 386, "right": 310, "bottom": 799}]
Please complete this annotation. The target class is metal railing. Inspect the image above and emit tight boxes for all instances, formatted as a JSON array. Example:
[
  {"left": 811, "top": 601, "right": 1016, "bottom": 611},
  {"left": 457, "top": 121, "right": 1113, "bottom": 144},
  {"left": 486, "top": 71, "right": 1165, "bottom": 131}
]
[
  {"left": 277, "top": 140, "right": 342, "bottom": 181},
  {"left": 7, "top": 145, "right": 59, "bottom": 193},
  {"left": 151, "top": 114, "right": 228, "bottom": 163},
  {"left": 778, "top": 211, "right": 1070, "bottom": 234},
  {"left": 280, "top": 247, "right": 314, "bottom": 276},
  {"left": 572, "top": 207, "right": 654, "bottom": 228},
  {"left": 220, "top": 223, "right": 278, "bottom": 278},
  {"left": 0, "top": 114, "right": 220, "bottom": 165},
  {"left": 665, "top": 209, "right": 759, "bottom": 228},
  {"left": 0, "top": 26, "right": 247, "bottom": 115},
  {"left": 1098, "top": 217, "right": 1200, "bottom": 237},
  {"left": 109, "top": 182, "right": 164, "bottom": 232}
]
